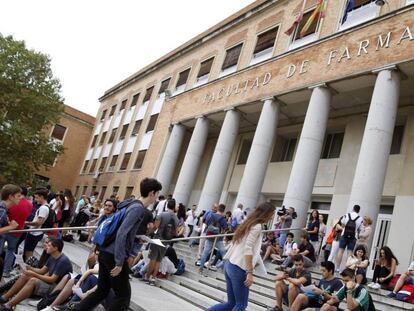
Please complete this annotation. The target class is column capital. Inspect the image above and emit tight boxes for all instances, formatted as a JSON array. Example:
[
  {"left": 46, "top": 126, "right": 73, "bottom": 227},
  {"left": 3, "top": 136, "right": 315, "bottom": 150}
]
[
  {"left": 262, "top": 96, "right": 277, "bottom": 102},
  {"left": 372, "top": 64, "right": 397, "bottom": 74},
  {"left": 224, "top": 106, "right": 236, "bottom": 112},
  {"left": 308, "top": 83, "right": 328, "bottom": 90},
  {"left": 194, "top": 115, "right": 206, "bottom": 120}
]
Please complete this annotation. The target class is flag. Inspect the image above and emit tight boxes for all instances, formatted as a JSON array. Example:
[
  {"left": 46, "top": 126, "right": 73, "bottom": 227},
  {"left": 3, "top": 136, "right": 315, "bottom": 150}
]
[
  {"left": 342, "top": 0, "right": 355, "bottom": 24},
  {"left": 299, "top": 0, "right": 327, "bottom": 38},
  {"left": 285, "top": 0, "right": 307, "bottom": 36}
]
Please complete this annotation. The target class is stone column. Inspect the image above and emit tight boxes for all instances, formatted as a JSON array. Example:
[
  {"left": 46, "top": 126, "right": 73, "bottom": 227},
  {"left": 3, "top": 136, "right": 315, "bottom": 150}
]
[
  {"left": 234, "top": 98, "right": 279, "bottom": 211},
  {"left": 173, "top": 117, "right": 209, "bottom": 206},
  {"left": 347, "top": 69, "right": 400, "bottom": 239},
  {"left": 198, "top": 109, "right": 240, "bottom": 211},
  {"left": 283, "top": 86, "right": 332, "bottom": 229},
  {"left": 156, "top": 123, "right": 186, "bottom": 196}
]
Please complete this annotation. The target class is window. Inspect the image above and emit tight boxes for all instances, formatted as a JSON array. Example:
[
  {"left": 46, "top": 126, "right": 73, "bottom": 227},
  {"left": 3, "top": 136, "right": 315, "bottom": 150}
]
[
  {"left": 390, "top": 125, "right": 404, "bottom": 155},
  {"left": 99, "top": 157, "right": 107, "bottom": 172},
  {"left": 131, "top": 120, "right": 142, "bottom": 136},
  {"left": 120, "top": 100, "right": 127, "bottom": 111},
  {"left": 130, "top": 93, "right": 140, "bottom": 108},
  {"left": 99, "top": 132, "right": 107, "bottom": 145},
  {"left": 91, "top": 135, "right": 98, "bottom": 148},
  {"left": 271, "top": 137, "right": 297, "bottom": 162},
  {"left": 322, "top": 133, "right": 344, "bottom": 159},
  {"left": 133, "top": 150, "right": 147, "bottom": 169},
  {"left": 91, "top": 186, "right": 97, "bottom": 196},
  {"left": 197, "top": 58, "right": 214, "bottom": 79},
  {"left": 175, "top": 68, "right": 190, "bottom": 90},
  {"left": 82, "top": 160, "right": 89, "bottom": 173},
  {"left": 82, "top": 186, "right": 88, "bottom": 195},
  {"left": 222, "top": 44, "right": 243, "bottom": 71},
  {"left": 112, "top": 186, "right": 119, "bottom": 196},
  {"left": 89, "top": 159, "right": 97, "bottom": 173},
  {"left": 125, "top": 187, "right": 134, "bottom": 200},
  {"left": 119, "top": 124, "right": 129, "bottom": 140},
  {"left": 340, "top": 0, "right": 377, "bottom": 30},
  {"left": 159, "top": 78, "right": 171, "bottom": 94},
  {"left": 74, "top": 186, "right": 80, "bottom": 198},
  {"left": 252, "top": 27, "right": 278, "bottom": 59},
  {"left": 237, "top": 139, "right": 252, "bottom": 165},
  {"left": 407, "top": 0, "right": 414, "bottom": 5},
  {"left": 146, "top": 114, "right": 158, "bottom": 133},
  {"left": 143, "top": 86, "right": 154, "bottom": 103},
  {"left": 293, "top": 10, "right": 319, "bottom": 41},
  {"left": 108, "top": 155, "right": 118, "bottom": 171},
  {"left": 109, "top": 105, "right": 116, "bottom": 117},
  {"left": 51, "top": 124, "right": 66, "bottom": 141},
  {"left": 99, "top": 186, "right": 107, "bottom": 201},
  {"left": 120, "top": 153, "right": 131, "bottom": 170},
  {"left": 109, "top": 128, "right": 117, "bottom": 143},
  {"left": 100, "top": 110, "right": 107, "bottom": 121},
  {"left": 34, "top": 174, "right": 49, "bottom": 183}
]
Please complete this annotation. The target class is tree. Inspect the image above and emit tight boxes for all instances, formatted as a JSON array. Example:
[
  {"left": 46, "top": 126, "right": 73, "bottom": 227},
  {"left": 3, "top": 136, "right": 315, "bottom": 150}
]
[{"left": 0, "top": 34, "right": 64, "bottom": 186}]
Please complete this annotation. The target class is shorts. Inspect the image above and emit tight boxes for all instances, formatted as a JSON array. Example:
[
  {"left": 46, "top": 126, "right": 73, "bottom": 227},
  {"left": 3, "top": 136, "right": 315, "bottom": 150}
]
[
  {"left": 148, "top": 244, "right": 166, "bottom": 262},
  {"left": 338, "top": 236, "right": 356, "bottom": 250},
  {"left": 304, "top": 295, "right": 324, "bottom": 308},
  {"left": 407, "top": 276, "right": 414, "bottom": 285},
  {"left": 33, "top": 279, "right": 55, "bottom": 297},
  {"left": 24, "top": 233, "right": 44, "bottom": 253}
]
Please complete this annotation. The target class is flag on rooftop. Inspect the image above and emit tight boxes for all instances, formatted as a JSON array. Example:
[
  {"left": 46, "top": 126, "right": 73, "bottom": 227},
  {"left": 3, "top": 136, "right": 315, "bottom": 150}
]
[
  {"left": 285, "top": 0, "right": 307, "bottom": 36},
  {"left": 299, "top": 0, "right": 327, "bottom": 38}
]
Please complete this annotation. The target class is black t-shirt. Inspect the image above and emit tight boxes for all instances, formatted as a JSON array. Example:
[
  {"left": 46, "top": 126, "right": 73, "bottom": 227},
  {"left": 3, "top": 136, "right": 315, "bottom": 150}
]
[
  {"left": 299, "top": 242, "right": 316, "bottom": 262},
  {"left": 288, "top": 268, "right": 312, "bottom": 286}
]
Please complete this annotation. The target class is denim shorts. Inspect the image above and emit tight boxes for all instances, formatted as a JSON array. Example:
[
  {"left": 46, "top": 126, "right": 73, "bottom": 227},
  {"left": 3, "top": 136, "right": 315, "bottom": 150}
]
[
  {"left": 338, "top": 236, "right": 356, "bottom": 250},
  {"left": 407, "top": 276, "right": 414, "bottom": 285}
]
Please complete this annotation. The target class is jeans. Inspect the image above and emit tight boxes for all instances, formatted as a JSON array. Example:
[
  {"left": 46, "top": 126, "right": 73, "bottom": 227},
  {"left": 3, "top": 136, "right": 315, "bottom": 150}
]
[
  {"left": 74, "top": 251, "right": 131, "bottom": 311},
  {"left": 279, "top": 233, "right": 287, "bottom": 249},
  {"left": 187, "top": 225, "right": 194, "bottom": 237},
  {"left": 206, "top": 261, "right": 249, "bottom": 311},
  {"left": 200, "top": 238, "right": 227, "bottom": 270},
  {"left": 3, "top": 235, "right": 19, "bottom": 273}
]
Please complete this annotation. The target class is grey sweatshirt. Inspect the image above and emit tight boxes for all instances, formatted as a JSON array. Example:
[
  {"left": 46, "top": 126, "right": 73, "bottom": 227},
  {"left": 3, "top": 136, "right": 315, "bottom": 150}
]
[{"left": 101, "top": 200, "right": 145, "bottom": 266}]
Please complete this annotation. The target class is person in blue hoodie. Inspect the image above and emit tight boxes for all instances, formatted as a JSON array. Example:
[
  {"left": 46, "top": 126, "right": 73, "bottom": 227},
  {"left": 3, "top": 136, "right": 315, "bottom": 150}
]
[{"left": 74, "top": 177, "right": 162, "bottom": 311}]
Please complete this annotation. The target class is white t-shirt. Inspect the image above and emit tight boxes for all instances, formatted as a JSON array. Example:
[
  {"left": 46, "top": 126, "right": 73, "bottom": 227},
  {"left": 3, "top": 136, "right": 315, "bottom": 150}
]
[
  {"left": 232, "top": 207, "right": 244, "bottom": 225},
  {"left": 30, "top": 204, "right": 50, "bottom": 236},
  {"left": 283, "top": 241, "right": 298, "bottom": 256},
  {"left": 155, "top": 200, "right": 167, "bottom": 216},
  {"left": 186, "top": 210, "right": 195, "bottom": 226},
  {"left": 340, "top": 212, "right": 363, "bottom": 237}
]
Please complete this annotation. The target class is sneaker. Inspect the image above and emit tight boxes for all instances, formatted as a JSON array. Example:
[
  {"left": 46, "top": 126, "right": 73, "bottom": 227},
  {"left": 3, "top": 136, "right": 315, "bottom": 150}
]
[
  {"left": 371, "top": 283, "right": 381, "bottom": 290},
  {"left": 1, "top": 273, "right": 10, "bottom": 279},
  {"left": 28, "top": 299, "right": 42, "bottom": 306},
  {"left": 148, "top": 278, "right": 156, "bottom": 286},
  {"left": 40, "top": 307, "right": 54, "bottom": 311},
  {"left": 387, "top": 292, "right": 397, "bottom": 298},
  {"left": 209, "top": 265, "right": 218, "bottom": 271},
  {"left": 367, "top": 282, "right": 375, "bottom": 288},
  {"left": 0, "top": 297, "right": 7, "bottom": 304},
  {"left": 195, "top": 261, "right": 201, "bottom": 266}
]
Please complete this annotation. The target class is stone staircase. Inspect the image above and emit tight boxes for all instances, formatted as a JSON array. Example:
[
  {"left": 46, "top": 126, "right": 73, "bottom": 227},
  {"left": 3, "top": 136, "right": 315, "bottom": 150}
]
[{"left": 11, "top": 239, "right": 414, "bottom": 311}]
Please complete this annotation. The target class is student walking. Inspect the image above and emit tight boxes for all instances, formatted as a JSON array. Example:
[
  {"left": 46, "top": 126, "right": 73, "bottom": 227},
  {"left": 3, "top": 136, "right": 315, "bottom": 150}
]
[{"left": 206, "top": 202, "right": 275, "bottom": 311}]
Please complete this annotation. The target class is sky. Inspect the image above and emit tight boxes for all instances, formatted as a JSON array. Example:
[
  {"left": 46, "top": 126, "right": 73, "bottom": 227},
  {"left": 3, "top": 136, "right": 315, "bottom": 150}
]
[{"left": 1, "top": 0, "right": 255, "bottom": 117}]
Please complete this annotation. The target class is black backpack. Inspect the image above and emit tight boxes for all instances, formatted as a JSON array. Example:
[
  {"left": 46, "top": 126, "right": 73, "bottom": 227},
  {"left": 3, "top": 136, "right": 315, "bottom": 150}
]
[
  {"left": 354, "top": 285, "right": 376, "bottom": 311},
  {"left": 41, "top": 205, "right": 57, "bottom": 229},
  {"left": 343, "top": 213, "right": 360, "bottom": 239},
  {"left": 161, "top": 213, "right": 176, "bottom": 241}
]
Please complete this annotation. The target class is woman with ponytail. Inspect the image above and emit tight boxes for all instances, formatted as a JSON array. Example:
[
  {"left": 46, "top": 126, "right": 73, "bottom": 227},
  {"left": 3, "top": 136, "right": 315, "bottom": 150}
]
[{"left": 207, "top": 202, "right": 275, "bottom": 311}]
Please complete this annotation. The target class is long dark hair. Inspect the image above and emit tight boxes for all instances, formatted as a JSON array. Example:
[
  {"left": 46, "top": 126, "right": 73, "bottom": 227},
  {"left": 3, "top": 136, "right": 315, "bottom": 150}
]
[
  {"left": 64, "top": 188, "right": 75, "bottom": 210},
  {"left": 57, "top": 193, "right": 66, "bottom": 208},
  {"left": 233, "top": 202, "right": 275, "bottom": 244},
  {"left": 354, "top": 245, "right": 367, "bottom": 260},
  {"left": 308, "top": 209, "right": 319, "bottom": 223},
  {"left": 177, "top": 203, "right": 186, "bottom": 221},
  {"left": 381, "top": 246, "right": 399, "bottom": 266}
]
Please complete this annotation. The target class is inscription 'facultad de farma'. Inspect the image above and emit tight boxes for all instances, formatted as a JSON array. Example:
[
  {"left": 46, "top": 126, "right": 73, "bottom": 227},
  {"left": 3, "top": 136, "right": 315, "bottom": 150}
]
[{"left": 202, "top": 25, "right": 414, "bottom": 105}]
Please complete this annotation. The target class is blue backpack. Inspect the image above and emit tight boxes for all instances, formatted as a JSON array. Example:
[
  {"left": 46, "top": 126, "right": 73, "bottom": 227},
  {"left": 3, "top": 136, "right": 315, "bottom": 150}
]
[{"left": 93, "top": 199, "right": 139, "bottom": 247}]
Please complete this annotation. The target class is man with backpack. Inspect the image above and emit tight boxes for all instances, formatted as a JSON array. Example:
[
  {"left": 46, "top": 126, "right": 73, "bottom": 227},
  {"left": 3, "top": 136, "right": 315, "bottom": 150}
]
[
  {"left": 144, "top": 198, "right": 179, "bottom": 285},
  {"left": 335, "top": 205, "right": 363, "bottom": 272},
  {"left": 321, "top": 268, "right": 375, "bottom": 311},
  {"left": 75, "top": 177, "right": 162, "bottom": 311},
  {"left": 24, "top": 189, "right": 51, "bottom": 260}
]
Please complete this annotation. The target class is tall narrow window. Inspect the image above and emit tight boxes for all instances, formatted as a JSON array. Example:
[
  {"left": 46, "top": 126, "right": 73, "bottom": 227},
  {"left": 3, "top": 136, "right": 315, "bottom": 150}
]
[
  {"left": 195, "top": 57, "right": 214, "bottom": 86},
  {"left": 108, "top": 155, "right": 118, "bottom": 171},
  {"left": 99, "top": 132, "right": 107, "bottom": 145},
  {"left": 119, "top": 124, "right": 129, "bottom": 140},
  {"left": 133, "top": 150, "right": 147, "bottom": 169},
  {"left": 100, "top": 110, "right": 107, "bottom": 121},
  {"left": 252, "top": 27, "right": 278, "bottom": 61},
  {"left": 109, "top": 128, "right": 117, "bottom": 143},
  {"left": 74, "top": 186, "right": 80, "bottom": 198},
  {"left": 175, "top": 68, "right": 190, "bottom": 93},
  {"left": 131, "top": 120, "right": 142, "bottom": 136},
  {"left": 293, "top": 10, "right": 319, "bottom": 40},
  {"left": 89, "top": 159, "right": 97, "bottom": 173},
  {"left": 91, "top": 135, "right": 98, "bottom": 148},
  {"left": 222, "top": 44, "right": 243, "bottom": 71},
  {"left": 51, "top": 124, "right": 67, "bottom": 141},
  {"left": 130, "top": 93, "right": 140, "bottom": 108},
  {"left": 99, "top": 157, "right": 107, "bottom": 172},
  {"left": 159, "top": 78, "right": 171, "bottom": 95},
  {"left": 143, "top": 87, "right": 154, "bottom": 103},
  {"left": 125, "top": 187, "right": 134, "bottom": 200},
  {"left": 271, "top": 137, "right": 297, "bottom": 162},
  {"left": 120, "top": 153, "right": 131, "bottom": 170},
  {"left": 112, "top": 186, "right": 119, "bottom": 196},
  {"left": 99, "top": 186, "right": 107, "bottom": 201},
  {"left": 82, "top": 160, "right": 89, "bottom": 173},
  {"left": 146, "top": 114, "right": 158, "bottom": 133},
  {"left": 109, "top": 105, "right": 116, "bottom": 117},
  {"left": 237, "top": 139, "right": 252, "bottom": 165},
  {"left": 322, "top": 133, "right": 344, "bottom": 159},
  {"left": 82, "top": 186, "right": 88, "bottom": 195},
  {"left": 120, "top": 100, "right": 127, "bottom": 111},
  {"left": 390, "top": 125, "right": 404, "bottom": 155}
]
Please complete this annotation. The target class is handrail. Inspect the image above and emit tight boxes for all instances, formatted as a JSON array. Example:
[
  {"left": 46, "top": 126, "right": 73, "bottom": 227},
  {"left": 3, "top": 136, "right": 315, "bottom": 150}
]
[{"left": 9, "top": 226, "right": 98, "bottom": 234}]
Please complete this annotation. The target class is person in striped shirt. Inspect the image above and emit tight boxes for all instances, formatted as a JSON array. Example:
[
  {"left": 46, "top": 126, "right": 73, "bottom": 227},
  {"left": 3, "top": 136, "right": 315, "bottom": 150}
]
[{"left": 320, "top": 268, "right": 370, "bottom": 311}]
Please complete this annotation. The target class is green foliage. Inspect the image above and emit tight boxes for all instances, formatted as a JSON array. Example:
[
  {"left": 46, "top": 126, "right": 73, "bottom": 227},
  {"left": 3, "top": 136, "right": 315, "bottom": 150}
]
[{"left": 0, "top": 34, "right": 64, "bottom": 185}]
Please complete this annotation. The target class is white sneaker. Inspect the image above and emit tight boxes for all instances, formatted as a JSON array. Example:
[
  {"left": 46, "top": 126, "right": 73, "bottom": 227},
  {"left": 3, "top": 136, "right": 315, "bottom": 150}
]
[
  {"left": 40, "top": 307, "right": 54, "bottom": 311},
  {"left": 371, "top": 283, "right": 381, "bottom": 290},
  {"left": 28, "top": 299, "right": 42, "bottom": 307},
  {"left": 367, "top": 282, "right": 375, "bottom": 288}
]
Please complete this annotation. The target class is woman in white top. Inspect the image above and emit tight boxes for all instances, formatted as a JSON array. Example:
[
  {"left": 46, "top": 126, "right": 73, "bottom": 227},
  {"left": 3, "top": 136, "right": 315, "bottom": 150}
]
[{"left": 206, "top": 202, "right": 275, "bottom": 311}]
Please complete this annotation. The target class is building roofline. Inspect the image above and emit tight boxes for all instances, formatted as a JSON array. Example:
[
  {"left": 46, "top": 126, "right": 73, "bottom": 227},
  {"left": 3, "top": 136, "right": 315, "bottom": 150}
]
[
  {"left": 63, "top": 104, "right": 96, "bottom": 126},
  {"left": 99, "top": 0, "right": 278, "bottom": 102}
]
